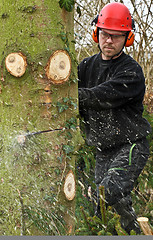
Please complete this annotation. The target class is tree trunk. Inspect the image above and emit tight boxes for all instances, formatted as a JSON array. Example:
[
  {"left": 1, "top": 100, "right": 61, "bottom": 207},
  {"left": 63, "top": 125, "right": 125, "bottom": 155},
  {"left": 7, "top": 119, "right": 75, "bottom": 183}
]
[{"left": 0, "top": 0, "right": 82, "bottom": 235}]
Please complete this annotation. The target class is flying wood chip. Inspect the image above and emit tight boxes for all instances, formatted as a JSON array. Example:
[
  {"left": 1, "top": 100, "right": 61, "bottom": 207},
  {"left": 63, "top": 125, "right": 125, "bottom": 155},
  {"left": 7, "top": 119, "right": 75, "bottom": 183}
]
[
  {"left": 5, "top": 52, "right": 27, "bottom": 77},
  {"left": 45, "top": 50, "right": 71, "bottom": 84},
  {"left": 64, "top": 170, "right": 75, "bottom": 201}
]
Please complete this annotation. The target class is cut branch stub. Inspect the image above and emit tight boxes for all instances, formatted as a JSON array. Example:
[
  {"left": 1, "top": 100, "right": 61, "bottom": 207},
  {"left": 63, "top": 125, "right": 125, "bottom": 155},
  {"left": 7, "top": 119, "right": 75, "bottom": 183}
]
[
  {"left": 5, "top": 52, "right": 27, "bottom": 77},
  {"left": 45, "top": 50, "right": 71, "bottom": 84},
  {"left": 64, "top": 170, "right": 75, "bottom": 201},
  {"left": 137, "top": 217, "right": 153, "bottom": 235}
]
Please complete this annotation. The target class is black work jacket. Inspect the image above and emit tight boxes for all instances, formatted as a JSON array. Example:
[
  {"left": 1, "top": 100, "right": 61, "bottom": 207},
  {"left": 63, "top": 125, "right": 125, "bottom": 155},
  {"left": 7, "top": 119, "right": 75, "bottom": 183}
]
[{"left": 78, "top": 52, "right": 151, "bottom": 150}]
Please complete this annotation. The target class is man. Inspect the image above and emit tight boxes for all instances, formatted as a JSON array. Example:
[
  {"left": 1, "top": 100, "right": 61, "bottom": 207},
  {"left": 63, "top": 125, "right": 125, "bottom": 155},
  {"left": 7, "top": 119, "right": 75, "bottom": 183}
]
[{"left": 78, "top": 2, "right": 151, "bottom": 235}]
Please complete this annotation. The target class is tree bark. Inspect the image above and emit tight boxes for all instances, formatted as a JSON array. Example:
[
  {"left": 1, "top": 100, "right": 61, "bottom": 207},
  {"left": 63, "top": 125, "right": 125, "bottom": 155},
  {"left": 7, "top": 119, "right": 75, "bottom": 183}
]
[{"left": 0, "top": 0, "right": 82, "bottom": 235}]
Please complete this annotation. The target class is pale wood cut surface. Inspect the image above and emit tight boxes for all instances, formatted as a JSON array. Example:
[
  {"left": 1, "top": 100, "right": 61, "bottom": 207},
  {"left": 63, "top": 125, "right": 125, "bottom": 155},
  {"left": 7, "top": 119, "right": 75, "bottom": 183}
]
[
  {"left": 5, "top": 52, "right": 27, "bottom": 77},
  {"left": 46, "top": 50, "right": 71, "bottom": 84},
  {"left": 64, "top": 170, "right": 76, "bottom": 201},
  {"left": 137, "top": 217, "right": 153, "bottom": 235}
]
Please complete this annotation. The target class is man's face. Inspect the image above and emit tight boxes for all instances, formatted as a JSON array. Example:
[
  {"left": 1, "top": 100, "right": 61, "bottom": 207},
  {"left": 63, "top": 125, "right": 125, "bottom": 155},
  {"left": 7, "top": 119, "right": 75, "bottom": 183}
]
[{"left": 98, "top": 29, "right": 127, "bottom": 60}]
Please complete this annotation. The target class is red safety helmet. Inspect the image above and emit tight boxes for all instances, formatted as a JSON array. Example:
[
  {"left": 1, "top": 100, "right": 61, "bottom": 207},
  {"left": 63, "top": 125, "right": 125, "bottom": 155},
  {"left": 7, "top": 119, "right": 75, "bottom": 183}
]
[{"left": 92, "top": 2, "right": 135, "bottom": 47}]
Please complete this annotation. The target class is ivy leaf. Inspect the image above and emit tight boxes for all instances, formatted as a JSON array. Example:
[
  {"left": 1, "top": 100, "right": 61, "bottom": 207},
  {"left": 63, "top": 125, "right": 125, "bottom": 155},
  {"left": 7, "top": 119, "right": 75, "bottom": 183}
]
[
  {"left": 56, "top": 101, "right": 68, "bottom": 113},
  {"left": 63, "top": 145, "right": 74, "bottom": 154},
  {"left": 59, "top": 0, "right": 75, "bottom": 12},
  {"left": 54, "top": 168, "right": 61, "bottom": 175},
  {"left": 63, "top": 97, "right": 70, "bottom": 103}
]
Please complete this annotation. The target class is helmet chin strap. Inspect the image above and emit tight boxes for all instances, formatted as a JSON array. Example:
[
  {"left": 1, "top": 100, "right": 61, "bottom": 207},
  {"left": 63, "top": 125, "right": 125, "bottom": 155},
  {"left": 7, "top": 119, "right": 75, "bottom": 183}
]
[{"left": 111, "top": 45, "right": 124, "bottom": 59}]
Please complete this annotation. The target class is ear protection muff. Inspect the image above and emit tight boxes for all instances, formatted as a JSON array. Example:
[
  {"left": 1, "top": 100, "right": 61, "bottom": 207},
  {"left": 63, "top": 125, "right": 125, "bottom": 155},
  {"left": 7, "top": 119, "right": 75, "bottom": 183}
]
[
  {"left": 92, "top": 26, "right": 99, "bottom": 43},
  {"left": 125, "top": 31, "right": 135, "bottom": 47},
  {"left": 91, "top": 15, "right": 99, "bottom": 43},
  {"left": 125, "top": 18, "right": 135, "bottom": 47}
]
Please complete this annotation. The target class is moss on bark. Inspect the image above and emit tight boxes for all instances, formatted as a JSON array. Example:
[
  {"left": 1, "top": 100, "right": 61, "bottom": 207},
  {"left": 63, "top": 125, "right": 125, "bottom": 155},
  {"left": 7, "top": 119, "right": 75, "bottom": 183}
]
[{"left": 0, "top": 0, "right": 80, "bottom": 235}]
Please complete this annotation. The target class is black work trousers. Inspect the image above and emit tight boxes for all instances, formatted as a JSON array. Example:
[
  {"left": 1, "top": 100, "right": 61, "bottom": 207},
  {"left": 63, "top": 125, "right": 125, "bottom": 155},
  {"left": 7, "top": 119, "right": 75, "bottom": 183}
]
[{"left": 95, "top": 138, "right": 150, "bottom": 234}]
